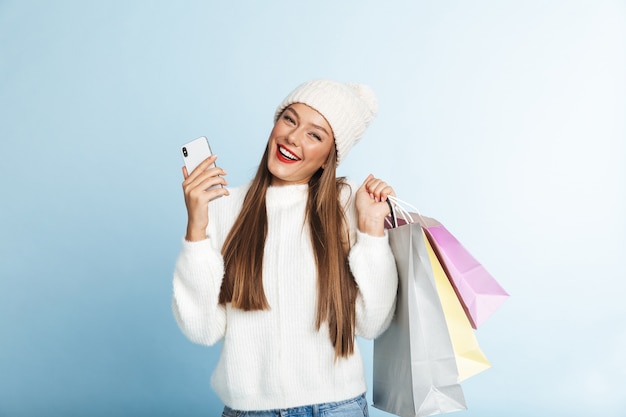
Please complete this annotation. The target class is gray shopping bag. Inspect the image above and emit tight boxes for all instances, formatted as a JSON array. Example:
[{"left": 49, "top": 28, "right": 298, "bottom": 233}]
[{"left": 373, "top": 222, "right": 467, "bottom": 417}]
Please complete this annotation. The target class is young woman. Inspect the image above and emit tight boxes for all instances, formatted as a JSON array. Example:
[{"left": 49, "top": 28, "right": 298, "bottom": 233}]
[{"left": 173, "top": 79, "right": 398, "bottom": 416}]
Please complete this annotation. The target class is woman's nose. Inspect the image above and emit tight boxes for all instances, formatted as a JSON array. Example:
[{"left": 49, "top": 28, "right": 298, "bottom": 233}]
[{"left": 286, "top": 128, "right": 299, "bottom": 145}]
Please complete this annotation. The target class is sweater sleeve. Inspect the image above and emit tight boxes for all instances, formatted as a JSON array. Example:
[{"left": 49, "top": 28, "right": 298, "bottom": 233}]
[
  {"left": 172, "top": 185, "right": 249, "bottom": 346},
  {"left": 342, "top": 179, "right": 398, "bottom": 339},
  {"left": 349, "top": 230, "right": 398, "bottom": 339},
  {"left": 172, "top": 237, "right": 227, "bottom": 346}
]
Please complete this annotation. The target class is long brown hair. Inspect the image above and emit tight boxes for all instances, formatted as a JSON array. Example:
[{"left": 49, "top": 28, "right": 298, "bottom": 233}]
[{"left": 218, "top": 141, "right": 359, "bottom": 358}]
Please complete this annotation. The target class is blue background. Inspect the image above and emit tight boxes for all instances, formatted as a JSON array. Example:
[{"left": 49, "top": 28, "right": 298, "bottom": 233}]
[{"left": 1, "top": 1, "right": 625, "bottom": 416}]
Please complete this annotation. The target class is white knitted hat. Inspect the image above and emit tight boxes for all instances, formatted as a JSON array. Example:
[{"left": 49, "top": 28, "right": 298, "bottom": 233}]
[{"left": 274, "top": 79, "right": 378, "bottom": 165}]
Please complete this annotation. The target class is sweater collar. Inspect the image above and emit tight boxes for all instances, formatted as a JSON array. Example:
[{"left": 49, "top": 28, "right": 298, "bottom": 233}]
[{"left": 266, "top": 183, "right": 309, "bottom": 207}]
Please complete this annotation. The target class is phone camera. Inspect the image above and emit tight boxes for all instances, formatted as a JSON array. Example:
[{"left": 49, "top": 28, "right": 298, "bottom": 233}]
[{"left": 182, "top": 147, "right": 188, "bottom": 157}]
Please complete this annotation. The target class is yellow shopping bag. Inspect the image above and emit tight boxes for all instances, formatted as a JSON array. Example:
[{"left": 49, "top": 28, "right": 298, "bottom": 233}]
[{"left": 423, "top": 227, "right": 491, "bottom": 381}]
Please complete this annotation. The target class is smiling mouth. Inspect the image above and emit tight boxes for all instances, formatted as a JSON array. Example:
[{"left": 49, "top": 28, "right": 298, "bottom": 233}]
[{"left": 277, "top": 145, "right": 301, "bottom": 162}]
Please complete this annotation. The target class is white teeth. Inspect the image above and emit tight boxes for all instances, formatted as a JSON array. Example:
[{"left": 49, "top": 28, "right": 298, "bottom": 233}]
[{"left": 279, "top": 146, "right": 299, "bottom": 160}]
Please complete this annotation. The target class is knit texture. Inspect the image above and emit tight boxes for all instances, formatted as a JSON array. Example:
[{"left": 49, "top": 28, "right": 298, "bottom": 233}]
[
  {"left": 274, "top": 80, "right": 378, "bottom": 165},
  {"left": 172, "top": 181, "right": 398, "bottom": 411}
]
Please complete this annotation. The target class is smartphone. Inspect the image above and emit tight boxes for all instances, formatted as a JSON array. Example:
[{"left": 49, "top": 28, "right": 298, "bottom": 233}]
[
  {"left": 181, "top": 136, "right": 215, "bottom": 174},
  {"left": 180, "top": 136, "right": 223, "bottom": 192}
]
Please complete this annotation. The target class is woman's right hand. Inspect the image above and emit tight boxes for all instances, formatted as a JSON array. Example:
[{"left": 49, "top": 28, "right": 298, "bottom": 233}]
[{"left": 182, "top": 155, "right": 229, "bottom": 241}]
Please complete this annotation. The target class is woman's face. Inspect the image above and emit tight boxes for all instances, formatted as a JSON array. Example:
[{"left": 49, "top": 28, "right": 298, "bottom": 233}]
[{"left": 267, "top": 103, "right": 335, "bottom": 186}]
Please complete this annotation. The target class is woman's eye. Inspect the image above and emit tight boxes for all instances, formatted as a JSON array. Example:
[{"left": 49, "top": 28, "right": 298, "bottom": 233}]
[
  {"left": 310, "top": 133, "right": 322, "bottom": 141},
  {"left": 283, "top": 115, "right": 295, "bottom": 124}
]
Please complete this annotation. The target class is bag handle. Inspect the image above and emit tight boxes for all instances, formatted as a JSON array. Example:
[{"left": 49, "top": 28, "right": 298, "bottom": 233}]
[{"left": 385, "top": 196, "right": 429, "bottom": 228}]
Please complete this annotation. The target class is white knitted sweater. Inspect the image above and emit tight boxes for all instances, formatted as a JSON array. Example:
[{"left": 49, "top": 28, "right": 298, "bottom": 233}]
[{"left": 172, "top": 181, "right": 398, "bottom": 411}]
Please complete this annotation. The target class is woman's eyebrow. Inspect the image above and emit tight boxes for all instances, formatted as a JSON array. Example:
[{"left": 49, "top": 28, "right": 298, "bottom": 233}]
[
  {"left": 285, "top": 107, "right": 299, "bottom": 119},
  {"left": 310, "top": 123, "right": 330, "bottom": 136},
  {"left": 287, "top": 106, "right": 330, "bottom": 136}
]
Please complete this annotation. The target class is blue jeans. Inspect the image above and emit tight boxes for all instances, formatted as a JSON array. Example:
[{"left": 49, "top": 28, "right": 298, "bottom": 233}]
[{"left": 221, "top": 393, "right": 369, "bottom": 417}]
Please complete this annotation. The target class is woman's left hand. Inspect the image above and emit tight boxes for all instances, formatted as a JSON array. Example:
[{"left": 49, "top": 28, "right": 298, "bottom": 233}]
[{"left": 355, "top": 174, "right": 395, "bottom": 237}]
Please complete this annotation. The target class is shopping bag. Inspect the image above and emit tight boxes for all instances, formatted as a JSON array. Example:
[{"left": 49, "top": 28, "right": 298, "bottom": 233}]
[
  {"left": 386, "top": 196, "right": 509, "bottom": 329},
  {"left": 373, "top": 221, "right": 467, "bottom": 417},
  {"left": 420, "top": 217, "right": 509, "bottom": 329},
  {"left": 422, "top": 228, "right": 491, "bottom": 381},
  {"left": 380, "top": 199, "right": 491, "bottom": 383}
]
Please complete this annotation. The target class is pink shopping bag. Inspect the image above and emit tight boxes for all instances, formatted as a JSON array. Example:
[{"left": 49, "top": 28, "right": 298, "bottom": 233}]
[{"left": 421, "top": 217, "right": 509, "bottom": 329}]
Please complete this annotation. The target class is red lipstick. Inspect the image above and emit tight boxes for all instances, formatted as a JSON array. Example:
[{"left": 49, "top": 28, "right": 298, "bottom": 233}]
[{"left": 276, "top": 145, "right": 300, "bottom": 163}]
